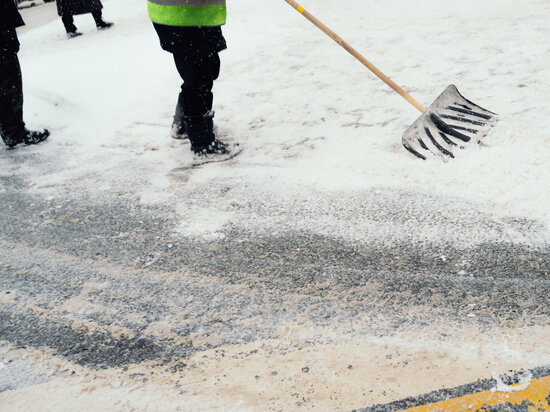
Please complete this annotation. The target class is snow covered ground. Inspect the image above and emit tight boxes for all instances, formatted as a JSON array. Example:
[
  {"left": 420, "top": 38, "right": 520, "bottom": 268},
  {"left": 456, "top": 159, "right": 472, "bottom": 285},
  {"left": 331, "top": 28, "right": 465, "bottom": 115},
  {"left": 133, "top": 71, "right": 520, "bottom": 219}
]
[
  {"left": 1, "top": 0, "right": 550, "bottom": 410},
  {"left": 11, "top": 0, "right": 550, "bottom": 245}
]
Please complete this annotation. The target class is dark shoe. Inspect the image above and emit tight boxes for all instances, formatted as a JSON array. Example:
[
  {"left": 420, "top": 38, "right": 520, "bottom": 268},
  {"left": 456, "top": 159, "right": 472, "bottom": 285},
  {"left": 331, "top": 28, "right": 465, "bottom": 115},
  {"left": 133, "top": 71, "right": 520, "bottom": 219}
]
[
  {"left": 3, "top": 129, "right": 49, "bottom": 149},
  {"left": 183, "top": 111, "right": 215, "bottom": 147},
  {"left": 67, "top": 31, "right": 83, "bottom": 39},
  {"left": 185, "top": 111, "right": 240, "bottom": 164},
  {"left": 96, "top": 21, "right": 114, "bottom": 30},
  {"left": 170, "top": 121, "right": 188, "bottom": 140},
  {"left": 23, "top": 129, "right": 50, "bottom": 146},
  {"left": 192, "top": 139, "right": 229, "bottom": 155},
  {"left": 191, "top": 139, "right": 241, "bottom": 165},
  {"left": 3, "top": 134, "right": 22, "bottom": 149}
]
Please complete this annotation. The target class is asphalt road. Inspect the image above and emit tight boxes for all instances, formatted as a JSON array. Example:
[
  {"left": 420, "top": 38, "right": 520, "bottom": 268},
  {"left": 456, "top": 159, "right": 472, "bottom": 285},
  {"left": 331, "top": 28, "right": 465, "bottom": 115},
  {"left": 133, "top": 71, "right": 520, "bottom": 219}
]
[{"left": 1, "top": 140, "right": 549, "bottom": 409}]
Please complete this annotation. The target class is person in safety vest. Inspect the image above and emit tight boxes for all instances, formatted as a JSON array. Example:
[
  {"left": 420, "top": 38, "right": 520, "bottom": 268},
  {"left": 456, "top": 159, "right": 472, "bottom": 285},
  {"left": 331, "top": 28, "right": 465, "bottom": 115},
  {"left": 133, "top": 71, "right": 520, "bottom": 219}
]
[
  {"left": 148, "top": 0, "right": 238, "bottom": 162},
  {"left": 0, "top": 0, "right": 50, "bottom": 149}
]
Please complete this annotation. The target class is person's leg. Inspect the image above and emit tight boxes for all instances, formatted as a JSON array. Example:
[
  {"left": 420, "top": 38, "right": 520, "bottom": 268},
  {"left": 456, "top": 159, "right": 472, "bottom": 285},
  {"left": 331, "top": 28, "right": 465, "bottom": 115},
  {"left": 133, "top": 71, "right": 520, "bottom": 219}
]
[
  {"left": 0, "top": 52, "right": 49, "bottom": 148},
  {"left": 61, "top": 14, "right": 77, "bottom": 33},
  {"left": 172, "top": 52, "right": 220, "bottom": 146},
  {"left": 92, "top": 10, "right": 113, "bottom": 30},
  {"left": 175, "top": 53, "right": 220, "bottom": 118},
  {"left": 62, "top": 14, "right": 82, "bottom": 38},
  {"left": 172, "top": 52, "right": 237, "bottom": 159},
  {"left": 0, "top": 52, "right": 26, "bottom": 147}
]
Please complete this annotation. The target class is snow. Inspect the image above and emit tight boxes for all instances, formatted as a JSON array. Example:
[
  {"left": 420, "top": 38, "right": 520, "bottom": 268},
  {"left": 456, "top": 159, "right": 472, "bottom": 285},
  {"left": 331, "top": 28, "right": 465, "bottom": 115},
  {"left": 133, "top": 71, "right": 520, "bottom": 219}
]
[
  {"left": 491, "top": 370, "right": 533, "bottom": 393},
  {"left": 10, "top": 0, "right": 550, "bottom": 245}
]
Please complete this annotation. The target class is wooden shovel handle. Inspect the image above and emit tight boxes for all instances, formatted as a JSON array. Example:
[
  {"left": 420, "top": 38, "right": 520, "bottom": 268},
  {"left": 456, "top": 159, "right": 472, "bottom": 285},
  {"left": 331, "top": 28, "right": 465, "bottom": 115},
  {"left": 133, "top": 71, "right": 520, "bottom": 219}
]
[{"left": 283, "top": 0, "right": 425, "bottom": 113}]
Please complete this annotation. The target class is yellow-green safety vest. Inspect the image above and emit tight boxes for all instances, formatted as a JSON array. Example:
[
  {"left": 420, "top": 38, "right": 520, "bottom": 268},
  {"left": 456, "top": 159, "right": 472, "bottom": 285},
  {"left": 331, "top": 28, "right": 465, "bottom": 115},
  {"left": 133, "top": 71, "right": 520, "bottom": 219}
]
[{"left": 148, "top": 0, "right": 226, "bottom": 27}]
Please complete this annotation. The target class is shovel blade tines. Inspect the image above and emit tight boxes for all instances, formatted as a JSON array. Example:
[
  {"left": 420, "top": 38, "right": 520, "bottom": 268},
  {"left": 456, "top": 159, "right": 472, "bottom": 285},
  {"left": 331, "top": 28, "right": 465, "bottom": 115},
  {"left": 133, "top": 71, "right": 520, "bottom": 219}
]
[{"left": 402, "top": 85, "right": 498, "bottom": 160}]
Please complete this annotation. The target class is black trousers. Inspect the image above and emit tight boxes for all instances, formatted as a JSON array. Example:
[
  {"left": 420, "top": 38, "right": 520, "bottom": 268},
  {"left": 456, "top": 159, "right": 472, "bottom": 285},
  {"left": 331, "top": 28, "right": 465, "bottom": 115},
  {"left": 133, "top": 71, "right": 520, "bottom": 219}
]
[
  {"left": 0, "top": 51, "right": 25, "bottom": 145},
  {"left": 61, "top": 10, "right": 103, "bottom": 32},
  {"left": 173, "top": 52, "right": 220, "bottom": 122}
]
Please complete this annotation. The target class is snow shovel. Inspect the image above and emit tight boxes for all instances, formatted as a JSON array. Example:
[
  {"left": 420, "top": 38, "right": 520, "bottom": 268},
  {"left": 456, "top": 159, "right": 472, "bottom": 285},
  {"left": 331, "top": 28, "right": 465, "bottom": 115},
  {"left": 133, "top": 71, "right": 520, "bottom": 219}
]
[{"left": 283, "top": 0, "right": 498, "bottom": 160}]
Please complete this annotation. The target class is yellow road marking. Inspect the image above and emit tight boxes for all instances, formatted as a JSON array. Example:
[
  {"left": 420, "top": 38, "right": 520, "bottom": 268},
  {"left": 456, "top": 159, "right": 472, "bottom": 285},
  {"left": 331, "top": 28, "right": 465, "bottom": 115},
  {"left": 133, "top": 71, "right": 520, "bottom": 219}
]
[{"left": 404, "top": 375, "right": 550, "bottom": 411}]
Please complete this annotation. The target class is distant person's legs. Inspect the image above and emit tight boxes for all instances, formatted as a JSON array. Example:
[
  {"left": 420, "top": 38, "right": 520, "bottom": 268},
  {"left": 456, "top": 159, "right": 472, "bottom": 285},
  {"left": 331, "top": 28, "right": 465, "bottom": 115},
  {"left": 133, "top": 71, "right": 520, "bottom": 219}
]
[
  {"left": 91, "top": 10, "right": 113, "bottom": 30},
  {"left": 60, "top": 2, "right": 112, "bottom": 38},
  {"left": 61, "top": 14, "right": 82, "bottom": 38}
]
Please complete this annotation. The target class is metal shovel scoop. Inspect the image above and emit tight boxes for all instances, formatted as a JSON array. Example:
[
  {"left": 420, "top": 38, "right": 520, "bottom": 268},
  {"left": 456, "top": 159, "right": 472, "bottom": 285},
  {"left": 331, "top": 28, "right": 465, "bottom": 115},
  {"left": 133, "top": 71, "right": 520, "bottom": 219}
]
[
  {"left": 402, "top": 85, "right": 497, "bottom": 159},
  {"left": 283, "top": 0, "right": 498, "bottom": 159}
]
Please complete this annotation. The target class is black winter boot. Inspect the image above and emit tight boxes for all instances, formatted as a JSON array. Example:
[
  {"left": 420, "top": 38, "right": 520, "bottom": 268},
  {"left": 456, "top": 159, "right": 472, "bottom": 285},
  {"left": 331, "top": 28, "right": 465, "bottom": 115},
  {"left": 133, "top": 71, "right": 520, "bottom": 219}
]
[
  {"left": 3, "top": 128, "right": 50, "bottom": 149},
  {"left": 184, "top": 111, "right": 216, "bottom": 149},
  {"left": 191, "top": 139, "right": 240, "bottom": 165},
  {"left": 192, "top": 139, "right": 232, "bottom": 156},
  {"left": 62, "top": 15, "right": 82, "bottom": 38},
  {"left": 2, "top": 134, "right": 21, "bottom": 148},
  {"left": 23, "top": 129, "right": 50, "bottom": 146},
  {"left": 171, "top": 93, "right": 187, "bottom": 140},
  {"left": 67, "top": 31, "right": 83, "bottom": 39},
  {"left": 171, "top": 122, "right": 188, "bottom": 140},
  {"left": 92, "top": 11, "right": 113, "bottom": 30},
  {"left": 96, "top": 20, "right": 114, "bottom": 30},
  {"left": 185, "top": 112, "right": 240, "bottom": 164}
]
